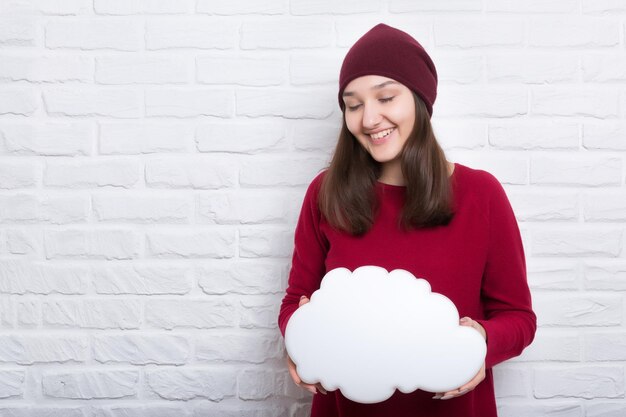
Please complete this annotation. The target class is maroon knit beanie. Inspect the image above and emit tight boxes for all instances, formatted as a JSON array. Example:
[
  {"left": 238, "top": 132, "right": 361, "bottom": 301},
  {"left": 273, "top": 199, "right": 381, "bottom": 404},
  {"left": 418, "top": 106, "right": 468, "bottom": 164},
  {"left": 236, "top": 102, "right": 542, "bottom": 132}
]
[{"left": 338, "top": 23, "right": 438, "bottom": 117}]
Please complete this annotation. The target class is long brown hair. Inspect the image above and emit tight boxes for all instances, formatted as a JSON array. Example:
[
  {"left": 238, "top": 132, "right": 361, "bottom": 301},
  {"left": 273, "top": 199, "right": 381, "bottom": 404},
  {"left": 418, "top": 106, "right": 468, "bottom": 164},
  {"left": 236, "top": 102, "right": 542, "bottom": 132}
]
[{"left": 318, "top": 92, "right": 455, "bottom": 236}]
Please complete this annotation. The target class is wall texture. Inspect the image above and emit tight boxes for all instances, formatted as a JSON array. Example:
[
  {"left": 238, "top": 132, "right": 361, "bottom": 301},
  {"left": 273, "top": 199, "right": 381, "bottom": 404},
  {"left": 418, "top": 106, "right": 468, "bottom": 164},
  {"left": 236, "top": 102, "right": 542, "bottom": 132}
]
[{"left": 0, "top": 0, "right": 625, "bottom": 416}]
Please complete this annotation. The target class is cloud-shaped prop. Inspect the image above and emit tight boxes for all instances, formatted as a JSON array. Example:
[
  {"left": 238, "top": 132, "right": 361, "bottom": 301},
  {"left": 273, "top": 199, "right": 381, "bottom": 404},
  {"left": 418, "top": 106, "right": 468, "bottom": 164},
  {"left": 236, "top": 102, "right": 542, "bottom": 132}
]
[{"left": 285, "top": 266, "right": 487, "bottom": 404}]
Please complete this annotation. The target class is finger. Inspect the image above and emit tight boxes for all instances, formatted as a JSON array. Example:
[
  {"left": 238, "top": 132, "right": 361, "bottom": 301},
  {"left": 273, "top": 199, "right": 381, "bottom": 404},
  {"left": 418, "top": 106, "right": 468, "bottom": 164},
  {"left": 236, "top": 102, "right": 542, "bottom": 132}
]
[
  {"left": 440, "top": 388, "right": 470, "bottom": 400},
  {"left": 315, "top": 383, "right": 327, "bottom": 395}
]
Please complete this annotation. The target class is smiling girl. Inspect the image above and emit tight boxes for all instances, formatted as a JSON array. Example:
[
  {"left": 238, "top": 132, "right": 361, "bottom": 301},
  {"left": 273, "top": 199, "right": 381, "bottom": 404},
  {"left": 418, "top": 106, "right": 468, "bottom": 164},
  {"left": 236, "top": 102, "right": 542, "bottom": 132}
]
[{"left": 278, "top": 23, "right": 536, "bottom": 417}]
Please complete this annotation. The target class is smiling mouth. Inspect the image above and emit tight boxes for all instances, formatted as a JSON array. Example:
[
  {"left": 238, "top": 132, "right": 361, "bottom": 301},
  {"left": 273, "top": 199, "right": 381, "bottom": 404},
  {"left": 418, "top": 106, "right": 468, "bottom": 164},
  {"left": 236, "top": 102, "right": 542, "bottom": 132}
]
[{"left": 369, "top": 127, "right": 395, "bottom": 140}]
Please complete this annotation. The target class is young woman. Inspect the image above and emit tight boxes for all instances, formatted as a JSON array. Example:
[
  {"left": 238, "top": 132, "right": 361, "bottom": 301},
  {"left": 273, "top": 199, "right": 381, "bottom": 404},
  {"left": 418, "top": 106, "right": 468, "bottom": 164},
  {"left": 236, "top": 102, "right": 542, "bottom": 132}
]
[{"left": 277, "top": 23, "right": 536, "bottom": 417}]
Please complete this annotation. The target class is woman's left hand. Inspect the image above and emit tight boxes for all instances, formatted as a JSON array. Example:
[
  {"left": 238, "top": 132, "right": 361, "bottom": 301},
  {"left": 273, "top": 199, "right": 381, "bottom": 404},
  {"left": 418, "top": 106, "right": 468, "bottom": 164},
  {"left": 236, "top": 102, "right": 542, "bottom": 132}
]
[{"left": 432, "top": 317, "right": 487, "bottom": 401}]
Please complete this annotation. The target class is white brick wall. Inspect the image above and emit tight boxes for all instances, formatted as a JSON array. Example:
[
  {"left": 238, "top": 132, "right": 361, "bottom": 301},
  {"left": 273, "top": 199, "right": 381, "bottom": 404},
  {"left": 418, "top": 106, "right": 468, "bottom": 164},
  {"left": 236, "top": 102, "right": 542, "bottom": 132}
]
[{"left": 0, "top": 1, "right": 624, "bottom": 416}]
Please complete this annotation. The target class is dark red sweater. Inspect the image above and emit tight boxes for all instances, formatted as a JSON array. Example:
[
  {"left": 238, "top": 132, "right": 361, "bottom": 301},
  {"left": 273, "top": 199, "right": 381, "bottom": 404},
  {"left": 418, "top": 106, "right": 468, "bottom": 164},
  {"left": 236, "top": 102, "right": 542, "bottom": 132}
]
[{"left": 278, "top": 162, "right": 536, "bottom": 417}]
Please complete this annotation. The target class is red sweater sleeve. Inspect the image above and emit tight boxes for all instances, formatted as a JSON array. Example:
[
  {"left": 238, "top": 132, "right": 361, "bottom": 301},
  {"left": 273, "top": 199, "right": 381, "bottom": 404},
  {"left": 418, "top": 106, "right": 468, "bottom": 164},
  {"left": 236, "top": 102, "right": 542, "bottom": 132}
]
[
  {"left": 278, "top": 172, "right": 328, "bottom": 337},
  {"left": 475, "top": 173, "right": 537, "bottom": 368}
]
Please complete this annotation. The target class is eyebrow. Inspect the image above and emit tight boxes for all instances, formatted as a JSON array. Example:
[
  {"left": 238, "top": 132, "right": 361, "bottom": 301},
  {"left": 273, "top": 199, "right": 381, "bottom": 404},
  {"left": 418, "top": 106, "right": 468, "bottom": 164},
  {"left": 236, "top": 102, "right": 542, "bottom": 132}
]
[{"left": 342, "top": 80, "right": 399, "bottom": 97}]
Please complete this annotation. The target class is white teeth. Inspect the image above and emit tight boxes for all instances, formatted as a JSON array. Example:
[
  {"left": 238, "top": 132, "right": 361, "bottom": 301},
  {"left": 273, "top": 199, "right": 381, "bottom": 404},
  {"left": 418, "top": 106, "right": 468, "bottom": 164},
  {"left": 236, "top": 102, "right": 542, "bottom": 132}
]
[{"left": 369, "top": 128, "right": 394, "bottom": 140}]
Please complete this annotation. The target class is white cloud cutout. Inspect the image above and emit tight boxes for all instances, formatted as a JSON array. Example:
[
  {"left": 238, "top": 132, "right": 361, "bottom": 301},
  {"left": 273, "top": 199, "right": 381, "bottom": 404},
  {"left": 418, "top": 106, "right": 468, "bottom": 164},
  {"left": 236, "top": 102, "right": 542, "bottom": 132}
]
[{"left": 285, "top": 266, "right": 487, "bottom": 404}]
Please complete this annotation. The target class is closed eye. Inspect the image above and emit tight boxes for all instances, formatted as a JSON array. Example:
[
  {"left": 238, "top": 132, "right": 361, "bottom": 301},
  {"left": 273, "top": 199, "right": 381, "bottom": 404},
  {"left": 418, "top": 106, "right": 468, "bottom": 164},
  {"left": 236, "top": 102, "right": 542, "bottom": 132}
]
[{"left": 347, "top": 97, "right": 395, "bottom": 112}]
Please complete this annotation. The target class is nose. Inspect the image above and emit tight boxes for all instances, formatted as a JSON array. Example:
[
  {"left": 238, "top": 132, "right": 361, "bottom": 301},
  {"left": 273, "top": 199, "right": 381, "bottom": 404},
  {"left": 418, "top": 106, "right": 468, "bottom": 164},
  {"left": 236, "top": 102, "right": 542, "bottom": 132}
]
[{"left": 362, "top": 102, "right": 382, "bottom": 131}]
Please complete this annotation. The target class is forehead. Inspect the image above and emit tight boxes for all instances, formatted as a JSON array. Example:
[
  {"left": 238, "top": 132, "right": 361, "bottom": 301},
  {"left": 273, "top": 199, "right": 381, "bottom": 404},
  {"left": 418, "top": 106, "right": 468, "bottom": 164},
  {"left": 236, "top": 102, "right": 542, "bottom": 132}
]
[{"left": 343, "top": 75, "right": 406, "bottom": 97}]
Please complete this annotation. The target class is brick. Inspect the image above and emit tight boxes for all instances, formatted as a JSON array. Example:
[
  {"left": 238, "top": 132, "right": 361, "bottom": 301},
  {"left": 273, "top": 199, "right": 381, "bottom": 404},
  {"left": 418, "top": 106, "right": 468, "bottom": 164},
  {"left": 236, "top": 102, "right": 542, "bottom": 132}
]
[
  {"left": 16, "top": 300, "right": 38, "bottom": 327},
  {"left": 93, "top": 264, "right": 192, "bottom": 295},
  {"left": 534, "top": 366, "right": 624, "bottom": 399},
  {"left": 145, "top": 88, "right": 233, "bottom": 117},
  {"left": 91, "top": 406, "right": 187, "bottom": 417},
  {"left": 241, "top": 19, "right": 333, "bottom": 49},
  {"left": 94, "top": 0, "right": 193, "bottom": 14},
  {"left": 146, "top": 368, "right": 236, "bottom": 401},
  {"left": 0, "top": 335, "right": 87, "bottom": 364},
  {"left": 583, "top": 54, "right": 626, "bottom": 82},
  {"left": 146, "top": 299, "right": 236, "bottom": 329},
  {"left": 434, "top": 53, "right": 482, "bottom": 84},
  {"left": 431, "top": 120, "right": 486, "bottom": 150},
  {"left": 529, "top": 18, "right": 619, "bottom": 47},
  {"left": 489, "top": 122, "right": 578, "bottom": 150},
  {"left": 0, "top": 194, "right": 88, "bottom": 224},
  {"left": 96, "top": 55, "right": 191, "bottom": 84},
  {"left": 238, "top": 369, "right": 277, "bottom": 400},
  {"left": 196, "top": 261, "right": 286, "bottom": 295},
  {"left": 531, "top": 87, "right": 619, "bottom": 118},
  {"left": 0, "top": 17, "right": 37, "bottom": 46},
  {"left": 6, "top": 229, "right": 41, "bottom": 255},
  {"left": 195, "top": 330, "right": 283, "bottom": 363},
  {"left": 485, "top": 0, "right": 577, "bottom": 12},
  {"left": 436, "top": 86, "right": 527, "bottom": 117},
  {"left": 45, "top": 158, "right": 140, "bottom": 188},
  {"left": 508, "top": 189, "right": 578, "bottom": 222},
  {"left": 240, "top": 156, "right": 326, "bottom": 187},
  {"left": 197, "top": 54, "right": 286, "bottom": 86},
  {"left": 45, "top": 229, "right": 140, "bottom": 260},
  {"left": 0, "top": 54, "right": 92, "bottom": 83},
  {"left": 0, "top": 88, "right": 38, "bottom": 116},
  {"left": 0, "top": 160, "right": 38, "bottom": 189},
  {"left": 239, "top": 227, "right": 294, "bottom": 258},
  {"left": 43, "top": 370, "right": 138, "bottom": 399},
  {"left": 290, "top": 52, "right": 342, "bottom": 85},
  {"left": 99, "top": 122, "right": 192, "bottom": 154},
  {"left": 0, "top": 260, "right": 89, "bottom": 295},
  {"left": 236, "top": 88, "right": 334, "bottom": 119},
  {"left": 43, "top": 299, "right": 141, "bottom": 329},
  {"left": 197, "top": 0, "right": 286, "bottom": 14},
  {"left": 583, "top": 121, "right": 626, "bottom": 151},
  {"left": 498, "top": 403, "right": 582, "bottom": 417},
  {"left": 391, "top": 0, "right": 480, "bottom": 12},
  {"left": 292, "top": 0, "right": 379, "bottom": 14},
  {"left": 0, "top": 0, "right": 91, "bottom": 14},
  {"left": 493, "top": 366, "right": 529, "bottom": 397},
  {"left": 93, "top": 334, "right": 190, "bottom": 365},
  {"left": 0, "top": 408, "right": 85, "bottom": 417},
  {"left": 45, "top": 18, "right": 142, "bottom": 50},
  {"left": 0, "top": 122, "right": 93, "bottom": 156},
  {"left": 585, "top": 331, "right": 626, "bottom": 361},
  {"left": 195, "top": 120, "right": 287, "bottom": 153},
  {"left": 145, "top": 18, "right": 237, "bottom": 50},
  {"left": 583, "top": 0, "right": 626, "bottom": 13},
  {"left": 533, "top": 293, "right": 622, "bottom": 327},
  {"left": 531, "top": 155, "right": 621, "bottom": 186},
  {"left": 586, "top": 402, "right": 626, "bottom": 417},
  {"left": 513, "top": 329, "right": 580, "bottom": 362},
  {"left": 583, "top": 191, "right": 626, "bottom": 221},
  {"left": 488, "top": 52, "right": 578, "bottom": 84},
  {"left": 92, "top": 193, "right": 192, "bottom": 223},
  {"left": 435, "top": 19, "right": 524, "bottom": 47},
  {"left": 584, "top": 260, "right": 626, "bottom": 290},
  {"left": 192, "top": 404, "right": 287, "bottom": 417},
  {"left": 197, "top": 190, "right": 293, "bottom": 224},
  {"left": 146, "top": 229, "right": 236, "bottom": 258},
  {"left": 291, "top": 121, "right": 341, "bottom": 153},
  {"left": 145, "top": 157, "right": 237, "bottom": 189},
  {"left": 0, "top": 370, "right": 24, "bottom": 399},
  {"left": 238, "top": 295, "right": 281, "bottom": 329},
  {"left": 532, "top": 227, "right": 622, "bottom": 257},
  {"left": 44, "top": 88, "right": 142, "bottom": 118},
  {"left": 527, "top": 258, "right": 578, "bottom": 290}
]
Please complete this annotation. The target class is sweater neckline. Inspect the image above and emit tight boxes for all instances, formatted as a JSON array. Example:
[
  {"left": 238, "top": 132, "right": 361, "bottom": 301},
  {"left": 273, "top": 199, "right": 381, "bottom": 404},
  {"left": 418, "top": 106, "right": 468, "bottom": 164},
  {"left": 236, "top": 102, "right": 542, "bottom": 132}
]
[{"left": 376, "top": 163, "right": 458, "bottom": 190}]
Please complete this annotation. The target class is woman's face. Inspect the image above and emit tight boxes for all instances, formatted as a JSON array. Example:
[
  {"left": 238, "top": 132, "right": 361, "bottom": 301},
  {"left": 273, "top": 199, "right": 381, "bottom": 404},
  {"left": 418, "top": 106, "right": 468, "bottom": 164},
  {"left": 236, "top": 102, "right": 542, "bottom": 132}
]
[{"left": 342, "top": 75, "right": 416, "bottom": 165}]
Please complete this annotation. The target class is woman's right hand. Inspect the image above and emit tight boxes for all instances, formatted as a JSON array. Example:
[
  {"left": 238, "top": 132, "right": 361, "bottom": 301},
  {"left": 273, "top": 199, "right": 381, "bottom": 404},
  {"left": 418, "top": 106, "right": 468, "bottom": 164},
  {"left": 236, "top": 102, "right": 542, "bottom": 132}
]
[{"left": 286, "top": 296, "right": 327, "bottom": 395}]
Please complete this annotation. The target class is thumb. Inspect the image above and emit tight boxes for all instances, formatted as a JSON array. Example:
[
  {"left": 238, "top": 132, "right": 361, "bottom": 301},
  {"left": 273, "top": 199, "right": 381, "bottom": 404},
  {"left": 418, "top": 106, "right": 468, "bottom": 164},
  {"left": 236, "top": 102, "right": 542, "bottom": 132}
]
[{"left": 299, "top": 295, "right": 310, "bottom": 307}]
